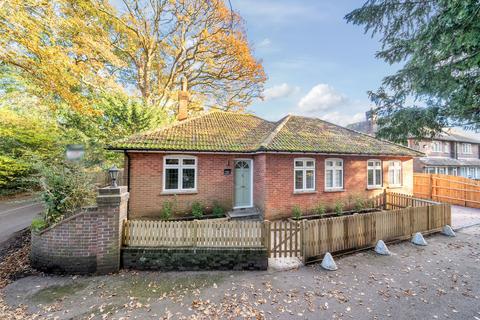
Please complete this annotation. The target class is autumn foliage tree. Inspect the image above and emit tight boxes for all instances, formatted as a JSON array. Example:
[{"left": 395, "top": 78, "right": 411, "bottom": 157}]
[
  {"left": 0, "top": 0, "right": 266, "bottom": 113},
  {"left": 100, "top": 0, "right": 266, "bottom": 111}
]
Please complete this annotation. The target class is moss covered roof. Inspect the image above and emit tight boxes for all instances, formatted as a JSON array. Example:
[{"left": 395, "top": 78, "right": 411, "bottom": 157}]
[{"left": 109, "top": 111, "right": 421, "bottom": 156}]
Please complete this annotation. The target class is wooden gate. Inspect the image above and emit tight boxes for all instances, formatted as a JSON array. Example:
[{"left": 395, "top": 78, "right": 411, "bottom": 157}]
[{"left": 265, "top": 220, "right": 302, "bottom": 258}]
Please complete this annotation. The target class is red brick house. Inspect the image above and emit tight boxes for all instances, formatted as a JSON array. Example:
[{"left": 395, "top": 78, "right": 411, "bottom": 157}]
[{"left": 109, "top": 111, "right": 421, "bottom": 220}]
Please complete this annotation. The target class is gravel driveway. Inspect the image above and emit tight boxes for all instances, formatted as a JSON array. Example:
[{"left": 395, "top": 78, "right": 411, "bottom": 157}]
[{"left": 3, "top": 224, "right": 480, "bottom": 319}]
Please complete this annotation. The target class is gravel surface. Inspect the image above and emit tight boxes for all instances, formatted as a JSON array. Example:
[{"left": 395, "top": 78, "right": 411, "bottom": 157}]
[{"left": 3, "top": 225, "right": 480, "bottom": 320}]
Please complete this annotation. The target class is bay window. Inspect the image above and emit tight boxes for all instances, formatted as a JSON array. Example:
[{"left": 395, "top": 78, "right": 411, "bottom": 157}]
[
  {"left": 325, "top": 159, "right": 343, "bottom": 190},
  {"left": 294, "top": 158, "right": 315, "bottom": 191},
  {"left": 163, "top": 156, "right": 197, "bottom": 192},
  {"left": 367, "top": 160, "right": 382, "bottom": 188},
  {"left": 388, "top": 161, "right": 402, "bottom": 186}
]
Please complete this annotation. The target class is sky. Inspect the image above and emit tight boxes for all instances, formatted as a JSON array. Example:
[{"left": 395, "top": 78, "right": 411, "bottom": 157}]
[{"left": 232, "top": 0, "right": 398, "bottom": 125}]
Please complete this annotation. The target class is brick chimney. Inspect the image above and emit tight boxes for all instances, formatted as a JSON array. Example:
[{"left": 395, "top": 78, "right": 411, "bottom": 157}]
[{"left": 178, "top": 77, "right": 189, "bottom": 121}]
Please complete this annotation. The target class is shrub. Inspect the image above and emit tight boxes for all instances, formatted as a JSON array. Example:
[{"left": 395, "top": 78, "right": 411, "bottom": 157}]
[
  {"left": 37, "top": 161, "right": 95, "bottom": 226},
  {"left": 191, "top": 201, "right": 204, "bottom": 218},
  {"left": 292, "top": 205, "right": 302, "bottom": 220},
  {"left": 161, "top": 200, "right": 174, "bottom": 220},
  {"left": 315, "top": 204, "right": 326, "bottom": 216},
  {"left": 366, "top": 199, "right": 375, "bottom": 209},
  {"left": 31, "top": 218, "right": 47, "bottom": 233},
  {"left": 354, "top": 197, "right": 365, "bottom": 211},
  {"left": 334, "top": 201, "right": 344, "bottom": 216},
  {"left": 212, "top": 202, "right": 225, "bottom": 218}
]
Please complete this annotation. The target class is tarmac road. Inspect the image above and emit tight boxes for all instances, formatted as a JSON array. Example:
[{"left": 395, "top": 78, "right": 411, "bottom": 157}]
[{"left": 0, "top": 195, "right": 43, "bottom": 244}]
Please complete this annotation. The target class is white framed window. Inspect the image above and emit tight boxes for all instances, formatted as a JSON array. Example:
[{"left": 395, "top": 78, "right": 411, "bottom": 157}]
[
  {"left": 325, "top": 158, "right": 343, "bottom": 190},
  {"left": 388, "top": 161, "right": 402, "bottom": 186},
  {"left": 431, "top": 141, "right": 442, "bottom": 152},
  {"left": 163, "top": 155, "right": 197, "bottom": 192},
  {"left": 425, "top": 167, "right": 436, "bottom": 174},
  {"left": 367, "top": 159, "right": 382, "bottom": 188},
  {"left": 460, "top": 167, "right": 467, "bottom": 177},
  {"left": 462, "top": 143, "right": 472, "bottom": 154},
  {"left": 444, "top": 142, "right": 450, "bottom": 153},
  {"left": 438, "top": 167, "right": 446, "bottom": 175},
  {"left": 294, "top": 158, "right": 315, "bottom": 191}
]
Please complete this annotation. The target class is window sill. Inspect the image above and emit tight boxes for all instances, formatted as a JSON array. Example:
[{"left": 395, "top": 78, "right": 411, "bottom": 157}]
[
  {"left": 366, "top": 186, "right": 382, "bottom": 190},
  {"left": 161, "top": 190, "right": 198, "bottom": 195},
  {"left": 324, "top": 189, "right": 345, "bottom": 193},
  {"left": 387, "top": 185, "right": 403, "bottom": 189},
  {"left": 293, "top": 190, "right": 317, "bottom": 195}
]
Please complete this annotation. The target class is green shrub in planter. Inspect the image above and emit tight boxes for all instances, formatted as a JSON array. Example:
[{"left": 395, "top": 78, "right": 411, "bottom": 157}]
[
  {"left": 354, "top": 197, "right": 365, "bottom": 211},
  {"left": 292, "top": 205, "right": 302, "bottom": 220},
  {"left": 37, "top": 161, "right": 95, "bottom": 226},
  {"left": 212, "top": 202, "right": 225, "bottom": 218},
  {"left": 161, "top": 200, "right": 174, "bottom": 220},
  {"left": 31, "top": 218, "right": 47, "bottom": 233},
  {"left": 315, "top": 204, "right": 326, "bottom": 216},
  {"left": 191, "top": 201, "right": 204, "bottom": 219},
  {"left": 334, "top": 201, "right": 344, "bottom": 216}
]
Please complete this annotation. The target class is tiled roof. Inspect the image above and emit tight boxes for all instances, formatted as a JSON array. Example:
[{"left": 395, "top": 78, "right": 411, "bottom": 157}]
[
  {"left": 419, "top": 157, "right": 480, "bottom": 166},
  {"left": 109, "top": 111, "right": 421, "bottom": 156}
]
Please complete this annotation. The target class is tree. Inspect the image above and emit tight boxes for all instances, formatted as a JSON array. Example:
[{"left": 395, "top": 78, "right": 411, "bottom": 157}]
[
  {"left": 99, "top": 0, "right": 266, "bottom": 111},
  {"left": 1, "top": 0, "right": 266, "bottom": 114},
  {"left": 345, "top": 0, "right": 480, "bottom": 143},
  {"left": 0, "top": 107, "right": 61, "bottom": 192}
]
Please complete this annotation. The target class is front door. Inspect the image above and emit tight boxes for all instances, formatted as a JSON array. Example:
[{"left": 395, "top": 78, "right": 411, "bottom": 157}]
[{"left": 234, "top": 160, "right": 252, "bottom": 208}]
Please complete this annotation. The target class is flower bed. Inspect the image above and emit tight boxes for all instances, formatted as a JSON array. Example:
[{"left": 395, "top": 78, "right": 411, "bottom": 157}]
[{"left": 289, "top": 207, "right": 383, "bottom": 221}]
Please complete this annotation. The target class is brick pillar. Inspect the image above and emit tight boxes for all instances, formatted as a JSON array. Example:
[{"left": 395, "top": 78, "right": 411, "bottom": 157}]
[{"left": 95, "top": 186, "right": 129, "bottom": 274}]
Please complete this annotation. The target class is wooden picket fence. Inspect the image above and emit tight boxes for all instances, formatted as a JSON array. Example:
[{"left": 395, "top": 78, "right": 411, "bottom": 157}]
[
  {"left": 123, "top": 219, "right": 265, "bottom": 248},
  {"left": 301, "top": 203, "right": 450, "bottom": 262},
  {"left": 122, "top": 193, "right": 451, "bottom": 264},
  {"left": 266, "top": 193, "right": 450, "bottom": 261},
  {"left": 414, "top": 173, "right": 480, "bottom": 208}
]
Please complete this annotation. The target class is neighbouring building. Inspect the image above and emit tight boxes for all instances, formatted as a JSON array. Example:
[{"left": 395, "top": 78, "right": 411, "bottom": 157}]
[
  {"left": 348, "top": 112, "right": 480, "bottom": 180},
  {"left": 109, "top": 94, "right": 421, "bottom": 220}
]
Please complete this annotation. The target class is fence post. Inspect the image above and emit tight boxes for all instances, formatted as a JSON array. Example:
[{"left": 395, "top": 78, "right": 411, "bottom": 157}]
[
  {"left": 300, "top": 219, "right": 307, "bottom": 264},
  {"left": 429, "top": 174, "right": 433, "bottom": 200},
  {"left": 383, "top": 189, "right": 388, "bottom": 210},
  {"left": 193, "top": 220, "right": 198, "bottom": 247},
  {"left": 263, "top": 220, "right": 270, "bottom": 255}
]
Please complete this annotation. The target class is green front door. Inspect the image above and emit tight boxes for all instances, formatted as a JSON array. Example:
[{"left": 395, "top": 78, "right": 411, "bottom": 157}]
[{"left": 234, "top": 160, "right": 252, "bottom": 208}]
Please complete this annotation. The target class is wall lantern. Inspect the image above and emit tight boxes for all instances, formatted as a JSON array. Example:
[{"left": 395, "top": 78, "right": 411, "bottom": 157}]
[{"left": 109, "top": 165, "right": 120, "bottom": 187}]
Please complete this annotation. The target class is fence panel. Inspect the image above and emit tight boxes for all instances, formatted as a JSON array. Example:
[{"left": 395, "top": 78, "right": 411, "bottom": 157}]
[
  {"left": 123, "top": 220, "right": 264, "bottom": 248},
  {"left": 298, "top": 193, "right": 451, "bottom": 262},
  {"left": 414, "top": 173, "right": 480, "bottom": 208}
]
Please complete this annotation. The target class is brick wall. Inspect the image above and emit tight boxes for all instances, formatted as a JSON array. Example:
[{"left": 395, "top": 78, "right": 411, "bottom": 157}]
[
  {"left": 128, "top": 153, "right": 255, "bottom": 218},
  {"left": 262, "top": 154, "right": 413, "bottom": 220},
  {"left": 122, "top": 247, "right": 268, "bottom": 271},
  {"left": 126, "top": 152, "right": 413, "bottom": 220},
  {"left": 30, "top": 187, "right": 128, "bottom": 275}
]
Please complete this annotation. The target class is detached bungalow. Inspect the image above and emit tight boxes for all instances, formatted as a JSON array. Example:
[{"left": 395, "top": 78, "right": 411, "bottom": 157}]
[{"left": 109, "top": 108, "right": 421, "bottom": 220}]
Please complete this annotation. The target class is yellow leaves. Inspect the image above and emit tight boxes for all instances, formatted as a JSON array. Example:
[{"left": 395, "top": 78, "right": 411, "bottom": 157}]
[{"left": 0, "top": 0, "right": 121, "bottom": 114}]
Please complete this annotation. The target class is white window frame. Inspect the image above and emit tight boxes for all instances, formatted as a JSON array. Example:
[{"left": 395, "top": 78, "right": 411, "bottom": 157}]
[
  {"left": 325, "top": 158, "right": 344, "bottom": 191},
  {"left": 462, "top": 143, "right": 472, "bottom": 154},
  {"left": 388, "top": 160, "right": 402, "bottom": 187},
  {"left": 163, "top": 155, "right": 197, "bottom": 192},
  {"left": 294, "top": 158, "right": 315, "bottom": 192},
  {"left": 367, "top": 159, "right": 383, "bottom": 189},
  {"left": 444, "top": 142, "right": 450, "bottom": 153},
  {"left": 431, "top": 141, "right": 442, "bottom": 152}
]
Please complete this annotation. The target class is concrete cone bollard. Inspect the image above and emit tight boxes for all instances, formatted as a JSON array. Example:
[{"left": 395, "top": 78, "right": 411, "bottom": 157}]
[
  {"left": 411, "top": 232, "right": 428, "bottom": 246},
  {"left": 321, "top": 252, "right": 338, "bottom": 271},
  {"left": 441, "top": 225, "right": 456, "bottom": 237},
  {"left": 374, "top": 240, "right": 391, "bottom": 255}
]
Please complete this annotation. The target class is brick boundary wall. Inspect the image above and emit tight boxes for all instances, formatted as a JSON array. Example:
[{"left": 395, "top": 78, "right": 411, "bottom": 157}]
[
  {"left": 121, "top": 247, "right": 268, "bottom": 271},
  {"left": 30, "top": 186, "right": 129, "bottom": 275}
]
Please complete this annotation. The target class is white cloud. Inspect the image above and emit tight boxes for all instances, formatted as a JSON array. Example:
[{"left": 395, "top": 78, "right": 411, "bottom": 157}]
[
  {"left": 257, "top": 38, "right": 271, "bottom": 48},
  {"left": 291, "top": 83, "right": 369, "bottom": 126},
  {"left": 264, "top": 83, "right": 300, "bottom": 101},
  {"left": 319, "top": 111, "right": 365, "bottom": 126},
  {"left": 297, "top": 84, "right": 346, "bottom": 113}
]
